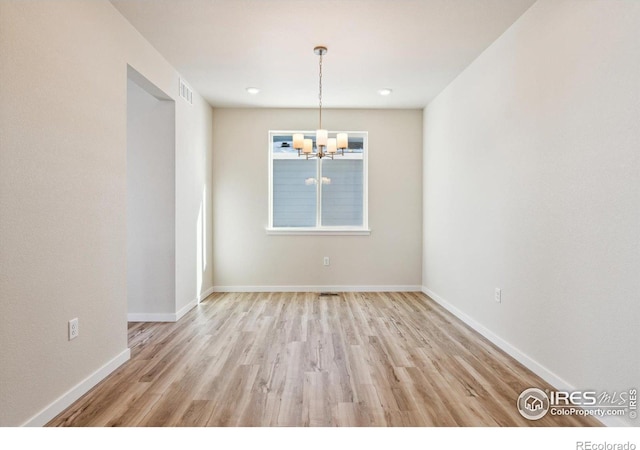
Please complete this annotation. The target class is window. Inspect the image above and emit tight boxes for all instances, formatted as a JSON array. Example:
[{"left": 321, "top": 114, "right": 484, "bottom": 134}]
[{"left": 268, "top": 131, "right": 369, "bottom": 235}]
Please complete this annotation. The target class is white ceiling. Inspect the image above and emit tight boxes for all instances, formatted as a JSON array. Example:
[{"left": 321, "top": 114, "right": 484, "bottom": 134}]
[{"left": 111, "top": 0, "right": 535, "bottom": 109}]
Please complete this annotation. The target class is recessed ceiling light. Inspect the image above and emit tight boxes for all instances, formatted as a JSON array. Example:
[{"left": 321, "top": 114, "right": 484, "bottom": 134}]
[
  {"left": 378, "top": 88, "right": 392, "bottom": 96},
  {"left": 246, "top": 87, "right": 260, "bottom": 95}
]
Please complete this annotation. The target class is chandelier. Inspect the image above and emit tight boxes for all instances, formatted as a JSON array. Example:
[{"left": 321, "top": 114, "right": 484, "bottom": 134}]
[{"left": 292, "top": 46, "right": 348, "bottom": 159}]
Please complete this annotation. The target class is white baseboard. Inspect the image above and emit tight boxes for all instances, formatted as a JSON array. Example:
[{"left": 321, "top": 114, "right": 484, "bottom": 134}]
[
  {"left": 22, "top": 348, "right": 130, "bottom": 427},
  {"left": 211, "top": 285, "right": 422, "bottom": 293},
  {"left": 198, "top": 286, "right": 215, "bottom": 303},
  {"left": 128, "top": 287, "right": 214, "bottom": 323},
  {"left": 421, "top": 286, "right": 629, "bottom": 427},
  {"left": 176, "top": 297, "right": 199, "bottom": 321},
  {"left": 128, "top": 303, "right": 196, "bottom": 323},
  {"left": 127, "top": 312, "right": 176, "bottom": 322}
]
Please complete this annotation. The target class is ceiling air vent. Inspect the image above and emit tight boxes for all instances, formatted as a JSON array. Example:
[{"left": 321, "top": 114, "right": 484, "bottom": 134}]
[{"left": 179, "top": 78, "right": 193, "bottom": 105}]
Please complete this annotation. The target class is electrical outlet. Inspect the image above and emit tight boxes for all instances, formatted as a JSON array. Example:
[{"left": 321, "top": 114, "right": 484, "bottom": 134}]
[
  {"left": 69, "top": 318, "right": 79, "bottom": 340},
  {"left": 323, "top": 256, "right": 330, "bottom": 266},
  {"left": 494, "top": 288, "right": 502, "bottom": 303}
]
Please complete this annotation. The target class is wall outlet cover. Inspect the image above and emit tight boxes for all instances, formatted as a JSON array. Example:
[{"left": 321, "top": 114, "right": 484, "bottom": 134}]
[{"left": 69, "top": 318, "right": 79, "bottom": 340}]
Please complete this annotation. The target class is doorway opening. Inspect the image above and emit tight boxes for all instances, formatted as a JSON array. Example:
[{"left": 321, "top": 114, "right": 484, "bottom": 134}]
[{"left": 126, "top": 66, "right": 176, "bottom": 325}]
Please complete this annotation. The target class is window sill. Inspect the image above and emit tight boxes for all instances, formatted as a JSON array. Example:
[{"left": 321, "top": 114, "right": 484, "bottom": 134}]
[{"left": 266, "top": 227, "right": 371, "bottom": 236}]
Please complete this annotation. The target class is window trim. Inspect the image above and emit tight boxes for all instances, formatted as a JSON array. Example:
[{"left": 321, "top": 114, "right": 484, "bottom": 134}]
[
  {"left": 267, "top": 130, "right": 369, "bottom": 235},
  {"left": 265, "top": 227, "right": 371, "bottom": 236}
]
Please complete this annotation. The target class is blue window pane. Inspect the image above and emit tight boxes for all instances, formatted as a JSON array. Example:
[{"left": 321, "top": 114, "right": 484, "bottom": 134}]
[
  {"left": 273, "top": 159, "right": 317, "bottom": 227},
  {"left": 321, "top": 159, "right": 363, "bottom": 226}
]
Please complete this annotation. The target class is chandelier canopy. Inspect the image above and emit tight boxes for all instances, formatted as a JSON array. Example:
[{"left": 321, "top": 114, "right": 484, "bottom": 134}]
[{"left": 292, "top": 46, "right": 348, "bottom": 159}]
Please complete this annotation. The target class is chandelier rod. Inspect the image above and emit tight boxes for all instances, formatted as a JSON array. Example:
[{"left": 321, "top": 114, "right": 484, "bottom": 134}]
[
  {"left": 292, "top": 46, "right": 345, "bottom": 160},
  {"left": 318, "top": 49, "right": 323, "bottom": 130}
]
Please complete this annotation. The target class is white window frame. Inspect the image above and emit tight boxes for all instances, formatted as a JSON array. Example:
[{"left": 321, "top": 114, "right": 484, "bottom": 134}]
[{"left": 267, "top": 130, "right": 370, "bottom": 235}]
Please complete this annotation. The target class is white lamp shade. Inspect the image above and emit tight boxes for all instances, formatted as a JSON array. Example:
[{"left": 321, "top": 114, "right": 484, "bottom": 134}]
[
  {"left": 316, "top": 129, "right": 328, "bottom": 146},
  {"left": 303, "top": 138, "right": 313, "bottom": 154},
  {"left": 337, "top": 133, "right": 348, "bottom": 149},
  {"left": 327, "top": 138, "right": 337, "bottom": 154},
  {"left": 293, "top": 133, "right": 304, "bottom": 149}
]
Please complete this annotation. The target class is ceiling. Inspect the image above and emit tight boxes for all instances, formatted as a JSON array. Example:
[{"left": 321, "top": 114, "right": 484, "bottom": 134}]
[{"left": 111, "top": 0, "right": 535, "bottom": 109}]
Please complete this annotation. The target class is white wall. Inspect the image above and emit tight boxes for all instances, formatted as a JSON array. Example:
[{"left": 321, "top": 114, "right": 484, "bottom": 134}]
[
  {"left": 127, "top": 78, "right": 176, "bottom": 317},
  {"left": 423, "top": 0, "right": 639, "bottom": 425},
  {"left": 212, "top": 108, "right": 422, "bottom": 290},
  {"left": 0, "top": 1, "right": 213, "bottom": 426},
  {"left": 176, "top": 77, "right": 214, "bottom": 314}
]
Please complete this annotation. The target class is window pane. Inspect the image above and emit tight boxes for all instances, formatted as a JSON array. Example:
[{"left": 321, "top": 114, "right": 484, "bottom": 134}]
[
  {"left": 321, "top": 158, "right": 363, "bottom": 226},
  {"left": 273, "top": 159, "right": 317, "bottom": 227}
]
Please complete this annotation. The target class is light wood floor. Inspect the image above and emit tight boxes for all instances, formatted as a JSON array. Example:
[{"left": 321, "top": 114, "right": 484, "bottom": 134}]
[{"left": 48, "top": 292, "right": 599, "bottom": 427}]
